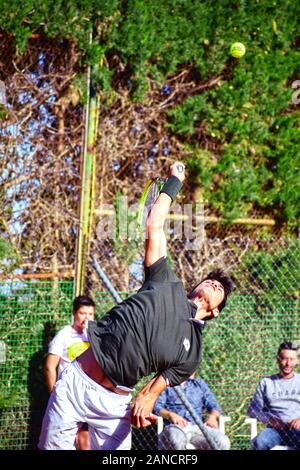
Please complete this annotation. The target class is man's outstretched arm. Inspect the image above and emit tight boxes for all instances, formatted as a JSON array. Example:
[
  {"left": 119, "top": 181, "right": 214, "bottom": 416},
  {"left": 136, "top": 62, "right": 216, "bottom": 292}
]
[
  {"left": 131, "top": 374, "right": 168, "bottom": 428},
  {"left": 144, "top": 162, "right": 185, "bottom": 267}
]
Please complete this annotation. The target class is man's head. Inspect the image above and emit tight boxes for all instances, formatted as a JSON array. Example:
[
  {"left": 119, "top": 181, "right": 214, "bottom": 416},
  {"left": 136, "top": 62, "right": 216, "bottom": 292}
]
[
  {"left": 72, "top": 295, "right": 95, "bottom": 334},
  {"left": 188, "top": 269, "right": 233, "bottom": 320},
  {"left": 277, "top": 341, "right": 298, "bottom": 379}
]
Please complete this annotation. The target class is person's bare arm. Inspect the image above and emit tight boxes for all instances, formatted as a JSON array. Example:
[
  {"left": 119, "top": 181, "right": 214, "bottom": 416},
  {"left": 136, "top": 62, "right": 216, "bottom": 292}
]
[
  {"left": 144, "top": 162, "right": 185, "bottom": 267},
  {"left": 44, "top": 353, "right": 60, "bottom": 393},
  {"left": 144, "top": 193, "right": 171, "bottom": 267},
  {"left": 131, "top": 374, "right": 168, "bottom": 428}
]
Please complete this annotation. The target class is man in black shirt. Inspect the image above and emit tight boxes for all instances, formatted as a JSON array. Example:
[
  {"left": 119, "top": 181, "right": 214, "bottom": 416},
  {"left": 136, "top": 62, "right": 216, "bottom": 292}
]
[{"left": 38, "top": 162, "right": 233, "bottom": 450}]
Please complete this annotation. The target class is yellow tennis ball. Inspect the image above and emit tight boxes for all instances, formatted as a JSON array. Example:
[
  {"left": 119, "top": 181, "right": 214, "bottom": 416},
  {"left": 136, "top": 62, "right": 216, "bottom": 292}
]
[{"left": 230, "top": 42, "right": 246, "bottom": 58}]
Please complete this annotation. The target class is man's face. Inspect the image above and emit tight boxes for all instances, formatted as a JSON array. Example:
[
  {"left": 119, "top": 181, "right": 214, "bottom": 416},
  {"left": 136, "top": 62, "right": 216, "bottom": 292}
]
[
  {"left": 277, "top": 349, "right": 298, "bottom": 378},
  {"left": 73, "top": 305, "right": 95, "bottom": 333},
  {"left": 195, "top": 279, "right": 225, "bottom": 312}
]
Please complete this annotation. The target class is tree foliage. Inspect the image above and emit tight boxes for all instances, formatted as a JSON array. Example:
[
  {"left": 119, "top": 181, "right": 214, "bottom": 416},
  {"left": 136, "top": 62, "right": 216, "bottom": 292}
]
[
  {"left": 0, "top": 0, "right": 299, "bottom": 280},
  {"left": 1, "top": 0, "right": 299, "bottom": 229}
]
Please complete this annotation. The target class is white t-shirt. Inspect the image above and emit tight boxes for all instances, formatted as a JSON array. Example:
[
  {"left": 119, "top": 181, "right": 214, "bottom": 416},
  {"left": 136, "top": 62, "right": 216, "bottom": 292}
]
[{"left": 48, "top": 325, "right": 90, "bottom": 375}]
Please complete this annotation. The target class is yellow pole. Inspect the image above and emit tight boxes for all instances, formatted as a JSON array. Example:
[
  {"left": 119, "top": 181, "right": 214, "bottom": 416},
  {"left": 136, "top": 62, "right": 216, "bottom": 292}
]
[{"left": 74, "top": 35, "right": 101, "bottom": 296}]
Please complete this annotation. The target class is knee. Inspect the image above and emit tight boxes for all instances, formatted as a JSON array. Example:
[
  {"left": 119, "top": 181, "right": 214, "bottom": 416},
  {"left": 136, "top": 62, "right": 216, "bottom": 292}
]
[{"left": 158, "top": 425, "right": 187, "bottom": 450}]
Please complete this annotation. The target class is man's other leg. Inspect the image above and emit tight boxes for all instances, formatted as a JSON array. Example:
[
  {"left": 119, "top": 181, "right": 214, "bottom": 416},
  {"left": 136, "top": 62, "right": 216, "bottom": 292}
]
[
  {"left": 158, "top": 425, "right": 188, "bottom": 450},
  {"left": 38, "top": 366, "right": 83, "bottom": 450},
  {"left": 76, "top": 424, "right": 90, "bottom": 450},
  {"left": 89, "top": 415, "right": 131, "bottom": 450}
]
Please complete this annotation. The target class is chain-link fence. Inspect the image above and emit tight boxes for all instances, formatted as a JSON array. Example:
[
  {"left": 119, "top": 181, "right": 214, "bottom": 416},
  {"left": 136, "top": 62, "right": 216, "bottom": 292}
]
[{"left": 0, "top": 236, "right": 299, "bottom": 450}]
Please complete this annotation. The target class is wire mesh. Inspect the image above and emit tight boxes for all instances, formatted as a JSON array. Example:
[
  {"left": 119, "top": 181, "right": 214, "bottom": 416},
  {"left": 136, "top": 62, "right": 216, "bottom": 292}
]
[
  {"left": 0, "top": 237, "right": 299, "bottom": 449},
  {"left": 0, "top": 279, "right": 73, "bottom": 449}
]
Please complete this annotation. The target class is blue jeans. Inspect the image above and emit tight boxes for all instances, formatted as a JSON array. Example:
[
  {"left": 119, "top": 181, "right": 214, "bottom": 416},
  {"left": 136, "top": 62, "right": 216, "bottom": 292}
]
[{"left": 252, "top": 427, "right": 300, "bottom": 450}]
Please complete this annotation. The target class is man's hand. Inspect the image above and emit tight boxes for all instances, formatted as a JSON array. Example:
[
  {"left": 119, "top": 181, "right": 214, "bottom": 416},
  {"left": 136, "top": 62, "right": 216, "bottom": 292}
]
[
  {"left": 288, "top": 418, "right": 300, "bottom": 430},
  {"left": 131, "top": 374, "right": 167, "bottom": 428},
  {"left": 205, "top": 414, "right": 220, "bottom": 429},
  {"left": 170, "top": 161, "right": 185, "bottom": 183}
]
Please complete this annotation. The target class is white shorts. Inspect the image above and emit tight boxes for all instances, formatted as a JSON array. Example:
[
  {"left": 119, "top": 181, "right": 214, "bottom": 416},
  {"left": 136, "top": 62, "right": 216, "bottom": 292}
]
[{"left": 38, "top": 360, "right": 132, "bottom": 450}]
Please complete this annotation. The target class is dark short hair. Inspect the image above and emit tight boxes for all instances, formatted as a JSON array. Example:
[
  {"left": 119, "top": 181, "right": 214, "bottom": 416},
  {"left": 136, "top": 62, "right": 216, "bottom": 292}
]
[
  {"left": 277, "top": 341, "right": 298, "bottom": 357},
  {"left": 73, "top": 295, "right": 95, "bottom": 313},
  {"left": 190, "top": 269, "right": 234, "bottom": 312}
]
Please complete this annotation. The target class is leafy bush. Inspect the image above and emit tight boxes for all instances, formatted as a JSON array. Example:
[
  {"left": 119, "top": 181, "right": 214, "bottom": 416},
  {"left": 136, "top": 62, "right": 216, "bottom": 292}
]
[{"left": 0, "top": 1, "right": 299, "bottom": 228}]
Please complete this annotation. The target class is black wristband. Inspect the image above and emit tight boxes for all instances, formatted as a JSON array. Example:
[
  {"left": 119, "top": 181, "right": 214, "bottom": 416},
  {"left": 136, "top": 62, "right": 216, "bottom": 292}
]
[{"left": 160, "top": 176, "right": 183, "bottom": 202}]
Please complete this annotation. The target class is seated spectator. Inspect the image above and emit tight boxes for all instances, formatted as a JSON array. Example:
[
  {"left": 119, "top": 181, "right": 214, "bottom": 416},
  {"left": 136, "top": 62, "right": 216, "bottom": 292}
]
[
  {"left": 153, "top": 373, "right": 230, "bottom": 450},
  {"left": 247, "top": 341, "right": 300, "bottom": 450}
]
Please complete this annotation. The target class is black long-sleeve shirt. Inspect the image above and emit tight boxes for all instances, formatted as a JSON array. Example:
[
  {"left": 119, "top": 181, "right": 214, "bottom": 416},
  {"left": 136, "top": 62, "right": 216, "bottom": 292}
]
[{"left": 88, "top": 257, "right": 203, "bottom": 388}]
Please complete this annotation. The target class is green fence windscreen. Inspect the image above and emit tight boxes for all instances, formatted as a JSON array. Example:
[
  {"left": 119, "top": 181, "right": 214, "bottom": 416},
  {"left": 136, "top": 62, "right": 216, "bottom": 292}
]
[{"left": 0, "top": 238, "right": 299, "bottom": 450}]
